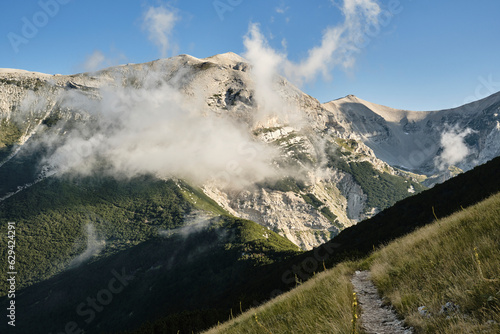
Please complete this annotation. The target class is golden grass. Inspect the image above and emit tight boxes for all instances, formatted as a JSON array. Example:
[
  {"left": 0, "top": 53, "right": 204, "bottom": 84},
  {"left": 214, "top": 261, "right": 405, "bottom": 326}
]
[
  {"left": 203, "top": 262, "right": 358, "bottom": 334},
  {"left": 369, "top": 193, "right": 500, "bottom": 333}
]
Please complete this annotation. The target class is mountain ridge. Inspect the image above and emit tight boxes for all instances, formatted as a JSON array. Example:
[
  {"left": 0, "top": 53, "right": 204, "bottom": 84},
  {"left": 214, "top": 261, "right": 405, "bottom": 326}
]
[{"left": 1, "top": 52, "right": 500, "bottom": 249}]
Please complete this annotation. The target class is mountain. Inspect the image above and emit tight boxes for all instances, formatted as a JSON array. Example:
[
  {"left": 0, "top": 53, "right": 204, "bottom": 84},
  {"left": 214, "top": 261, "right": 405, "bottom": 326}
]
[
  {"left": 324, "top": 93, "right": 500, "bottom": 180},
  {"left": 1, "top": 53, "right": 500, "bottom": 333},
  {"left": 3, "top": 53, "right": 498, "bottom": 250}
]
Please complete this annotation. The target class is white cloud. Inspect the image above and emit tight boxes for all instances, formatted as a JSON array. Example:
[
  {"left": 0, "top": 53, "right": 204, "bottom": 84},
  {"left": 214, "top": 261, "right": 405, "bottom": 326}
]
[
  {"left": 143, "top": 6, "right": 179, "bottom": 58},
  {"left": 68, "top": 223, "right": 105, "bottom": 268},
  {"left": 281, "top": 38, "right": 288, "bottom": 50},
  {"left": 159, "top": 213, "right": 212, "bottom": 238},
  {"left": 243, "top": 24, "right": 286, "bottom": 116},
  {"left": 81, "top": 49, "right": 127, "bottom": 73},
  {"left": 276, "top": 3, "right": 289, "bottom": 14},
  {"left": 435, "top": 126, "right": 474, "bottom": 170},
  {"left": 83, "top": 50, "right": 106, "bottom": 72},
  {"left": 244, "top": 0, "right": 381, "bottom": 86}
]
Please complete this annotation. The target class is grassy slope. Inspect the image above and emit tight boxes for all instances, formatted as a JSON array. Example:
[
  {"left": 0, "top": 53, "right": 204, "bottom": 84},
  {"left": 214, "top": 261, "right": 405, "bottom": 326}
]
[
  {"left": 204, "top": 262, "right": 357, "bottom": 334},
  {"left": 368, "top": 193, "right": 500, "bottom": 333},
  {"left": 204, "top": 192, "right": 500, "bottom": 334}
]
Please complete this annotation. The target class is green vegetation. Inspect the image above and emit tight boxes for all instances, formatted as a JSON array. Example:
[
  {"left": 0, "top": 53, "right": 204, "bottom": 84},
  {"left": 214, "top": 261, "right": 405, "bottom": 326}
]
[
  {"left": 219, "top": 217, "right": 301, "bottom": 263},
  {"left": 196, "top": 61, "right": 217, "bottom": 71},
  {"left": 0, "top": 142, "right": 49, "bottom": 198},
  {"left": 395, "top": 167, "right": 428, "bottom": 183},
  {"left": 348, "top": 161, "right": 426, "bottom": 210},
  {"left": 257, "top": 176, "right": 307, "bottom": 193},
  {"left": 177, "top": 180, "right": 229, "bottom": 215},
  {"left": 300, "top": 193, "right": 339, "bottom": 225},
  {"left": 0, "top": 118, "right": 22, "bottom": 148},
  {"left": 335, "top": 138, "right": 359, "bottom": 152},
  {"left": 320, "top": 206, "right": 338, "bottom": 224},
  {"left": 332, "top": 158, "right": 426, "bottom": 211},
  {"left": 41, "top": 111, "right": 63, "bottom": 128},
  {"left": 0, "top": 175, "right": 192, "bottom": 294},
  {"left": 301, "top": 193, "right": 323, "bottom": 209},
  {"left": 276, "top": 133, "right": 314, "bottom": 165},
  {"left": 257, "top": 129, "right": 316, "bottom": 166},
  {"left": 252, "top": 126, "right": 282, "bottom": 136},
  {"left": 0, "top": 214, "right": 301, "bottom": 334},
  {"left": 0, "top": 77, "right": 46, "bottom": 91}
]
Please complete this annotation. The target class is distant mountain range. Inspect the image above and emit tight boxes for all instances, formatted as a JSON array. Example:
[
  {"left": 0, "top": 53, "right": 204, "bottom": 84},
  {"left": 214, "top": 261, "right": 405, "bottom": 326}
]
[{"left": 324, "top": 92, "right": 500, "bottom": 176}]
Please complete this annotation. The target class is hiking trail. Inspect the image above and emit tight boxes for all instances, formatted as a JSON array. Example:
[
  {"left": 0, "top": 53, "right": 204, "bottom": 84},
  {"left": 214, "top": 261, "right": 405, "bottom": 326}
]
[{"left": 351, "top": 270, "right": 414, "bottom": 334}]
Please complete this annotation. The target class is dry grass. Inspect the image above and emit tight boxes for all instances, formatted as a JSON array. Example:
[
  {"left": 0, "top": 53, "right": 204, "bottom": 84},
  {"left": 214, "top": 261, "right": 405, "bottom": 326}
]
[
  {"left": 369, "top": 193, "right": 500, "bottom": 333},
  {"left": 203, "top": 262, "right": 358, "bottom": 334}
]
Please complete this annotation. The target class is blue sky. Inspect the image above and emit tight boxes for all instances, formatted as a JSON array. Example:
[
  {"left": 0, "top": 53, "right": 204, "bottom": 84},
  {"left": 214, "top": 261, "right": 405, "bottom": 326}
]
[{"left": 1, "top": 0, "right": 499, "bottom": 111}]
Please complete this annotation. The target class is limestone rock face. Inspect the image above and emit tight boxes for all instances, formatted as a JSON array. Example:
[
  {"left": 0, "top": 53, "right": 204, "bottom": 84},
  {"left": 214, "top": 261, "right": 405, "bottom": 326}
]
[{"left": 323, "top": 93, "right": 500, "bottom": 181}]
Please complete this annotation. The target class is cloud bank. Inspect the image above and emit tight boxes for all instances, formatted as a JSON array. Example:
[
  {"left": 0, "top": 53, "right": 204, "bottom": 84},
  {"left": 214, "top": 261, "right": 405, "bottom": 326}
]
[
  {"left": 26, "top": 0, "right": 382, "bottom": 189},
  {"left": 39, "top": 68, "right": 279, "bottom": 189}
]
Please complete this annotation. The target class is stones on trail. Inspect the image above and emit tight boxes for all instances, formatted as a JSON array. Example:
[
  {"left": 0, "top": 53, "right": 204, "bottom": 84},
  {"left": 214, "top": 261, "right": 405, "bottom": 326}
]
[
  {"left": 351, "top": 270, "right": 414, "bottom": 334},
  {"left": 418, "top": 305, "right": 430, "bottom": 317},
  {"left": 439, "top": 301, "right": 460, "bottom": 316}
]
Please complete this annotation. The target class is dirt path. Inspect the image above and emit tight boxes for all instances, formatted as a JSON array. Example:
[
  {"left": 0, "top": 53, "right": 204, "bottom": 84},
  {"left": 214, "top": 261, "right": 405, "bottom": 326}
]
[{"left": 351, "top": 270, "right": 414, "bottom": 334}]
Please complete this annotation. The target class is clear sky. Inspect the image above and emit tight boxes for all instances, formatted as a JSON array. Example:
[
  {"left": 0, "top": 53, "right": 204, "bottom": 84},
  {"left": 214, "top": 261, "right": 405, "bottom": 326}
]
[{"left": 1, "top": 0, "right": 499, "bottom": 111}]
